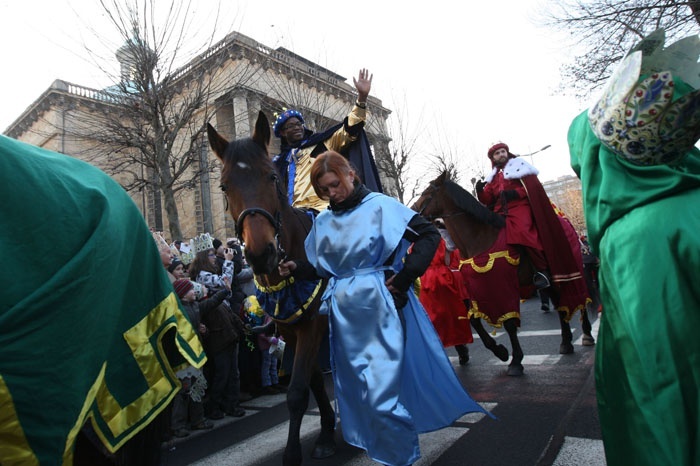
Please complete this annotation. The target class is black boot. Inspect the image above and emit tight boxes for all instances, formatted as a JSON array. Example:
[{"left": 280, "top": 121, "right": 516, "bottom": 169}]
[{"left": 455, "top": 344, "right": 469, "bottom": 365}]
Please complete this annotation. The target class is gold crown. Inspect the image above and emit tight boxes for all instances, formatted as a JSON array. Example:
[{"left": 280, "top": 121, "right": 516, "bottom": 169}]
[{"left": 588, "top": 29, "right": 700, "bottom": 166}]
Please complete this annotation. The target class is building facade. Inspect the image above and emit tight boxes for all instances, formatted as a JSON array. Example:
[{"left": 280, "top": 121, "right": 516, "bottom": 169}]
[
  {"left": 4, "top": 31, "right": 393, "bottom": 243},
  {"left": 542, "top": 175, "right": 586, "bottom": 234}
]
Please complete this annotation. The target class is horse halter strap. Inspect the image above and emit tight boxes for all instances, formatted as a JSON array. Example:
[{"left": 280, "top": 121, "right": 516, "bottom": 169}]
[{"left": 237, "top": 207, "right": 287, "bottom": 261}]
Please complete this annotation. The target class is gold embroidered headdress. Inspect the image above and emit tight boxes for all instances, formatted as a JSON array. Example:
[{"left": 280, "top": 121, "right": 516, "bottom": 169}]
[{"left": 588, "top": 29, "right": 700, "bottom": 166}]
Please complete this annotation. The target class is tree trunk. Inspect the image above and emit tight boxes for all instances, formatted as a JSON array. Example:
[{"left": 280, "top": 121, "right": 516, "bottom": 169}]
[
  {"left": 162, "top": 185, "right": 182, "bottom": 242},
  {"left": 690, "top": 1, "right": 700, "bottom": 27}
]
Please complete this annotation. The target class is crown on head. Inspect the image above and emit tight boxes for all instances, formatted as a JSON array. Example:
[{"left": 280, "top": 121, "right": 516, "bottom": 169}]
[
  {"left": 588, "top": 29, "right": 700, "bottom": 166},
  {"left": 179, "top": 233, "right": 214, "bottom": 265},
  {"left": 192, "top": 233, "right": 214, "bottom": 253}
]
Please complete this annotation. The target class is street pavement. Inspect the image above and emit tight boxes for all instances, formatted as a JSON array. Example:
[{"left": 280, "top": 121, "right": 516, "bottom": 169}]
[{"left": 159, "top": 296, "right": 606, "bottom": 466}]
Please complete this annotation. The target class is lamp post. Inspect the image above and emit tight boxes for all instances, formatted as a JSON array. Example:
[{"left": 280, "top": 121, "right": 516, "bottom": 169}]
[{"left": 521, "top": 144, "right": 551, "bottom": 165}]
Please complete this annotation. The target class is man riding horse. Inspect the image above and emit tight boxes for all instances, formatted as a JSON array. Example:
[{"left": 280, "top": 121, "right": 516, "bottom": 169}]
[
  {"left": 272, "top": 68, "right": 383, "bottom": 214},
  {"left": 476, "top": 142, "right": 584, "bottom": 291}
]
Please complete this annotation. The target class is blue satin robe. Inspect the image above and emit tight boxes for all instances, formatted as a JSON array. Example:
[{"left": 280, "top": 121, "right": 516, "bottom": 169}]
[{"left": 305, "top": 192, "right": 489, "bottom": 466}]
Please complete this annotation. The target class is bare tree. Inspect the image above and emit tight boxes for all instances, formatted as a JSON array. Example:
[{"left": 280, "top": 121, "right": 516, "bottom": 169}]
[
  {"left": 423, "top": 120, "right": 488, "bottom": 200},
  {"left": 253, "top": 51, "right": 351, "bottom": 132},
  {"left": 372, "top": 93, "right": 427, "bottom": 204},
  {"left": 538, "top": 0, "right": 700, "bottom": 98},
  {"left": 60, "top": 0, "right": 258, "bottom": 241}
]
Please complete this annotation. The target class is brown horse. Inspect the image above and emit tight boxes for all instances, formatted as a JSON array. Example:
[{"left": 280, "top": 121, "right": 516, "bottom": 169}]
[
  {"left": 412, "top": 172, "right": 594, "bottom": 376},
  {"left": 207, "top": 112, "right": 335, "bottom": 466}
]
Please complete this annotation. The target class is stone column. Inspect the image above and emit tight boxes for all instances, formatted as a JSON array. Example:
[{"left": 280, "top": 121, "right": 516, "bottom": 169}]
[{"left": 232, "top": 92, "right": 250, "bottom": 139}]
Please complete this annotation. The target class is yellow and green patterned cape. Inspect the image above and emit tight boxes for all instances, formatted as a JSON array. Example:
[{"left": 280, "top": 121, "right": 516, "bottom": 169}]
[{"left": 0, "top": 135, "right": 205, "bottom": 465}]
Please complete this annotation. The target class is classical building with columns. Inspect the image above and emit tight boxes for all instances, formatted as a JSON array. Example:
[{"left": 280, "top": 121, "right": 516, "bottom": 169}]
[{"left": 3, "top": 31, "right": 393, "bottom": 242}]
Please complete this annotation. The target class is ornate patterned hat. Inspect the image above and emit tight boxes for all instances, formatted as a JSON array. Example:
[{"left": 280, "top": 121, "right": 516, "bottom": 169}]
[
  {"left": 588, "top": 29, "right": 700, "bottom": 166},
  {"left": 273, "top": 109, "right": 304, "bottom": 138}
]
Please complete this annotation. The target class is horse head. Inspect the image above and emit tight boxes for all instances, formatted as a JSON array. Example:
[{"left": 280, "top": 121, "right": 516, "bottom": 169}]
[
  {"left": 411, "top": 171, "right": 453, "bottom": 220},
  {"left": 207, "top": 111, "right": 286, "bottom": 275},
  {"left": 413, "top": 171, "right": 505, "bottom": 259}
]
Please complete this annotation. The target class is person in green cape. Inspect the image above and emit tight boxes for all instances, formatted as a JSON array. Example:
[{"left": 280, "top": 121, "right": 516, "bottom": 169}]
[
  {"left": 567, "top": 29, "right": 700, "bottom": 466},
  {"left": 0, "top": 135, "right": 205, "bottom": 465}
]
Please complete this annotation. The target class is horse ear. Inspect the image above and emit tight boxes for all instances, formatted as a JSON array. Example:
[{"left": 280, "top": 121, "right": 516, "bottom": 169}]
[
  {"left": 207, "top": 123, "right": 229, "bottom": 161},
  {"left": 252, "top": 111, "right": 271, "bottom": 151}
]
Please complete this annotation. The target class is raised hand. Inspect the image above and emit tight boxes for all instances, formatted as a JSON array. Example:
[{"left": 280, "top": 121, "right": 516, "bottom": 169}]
[{"left": 353, "top": 68, "right": 373, "bottom": 102}]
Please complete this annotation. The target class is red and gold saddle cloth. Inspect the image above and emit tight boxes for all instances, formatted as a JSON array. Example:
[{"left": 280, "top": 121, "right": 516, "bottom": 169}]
[{"left": 460, "top": 228, "right": 521, "bottom": 328}]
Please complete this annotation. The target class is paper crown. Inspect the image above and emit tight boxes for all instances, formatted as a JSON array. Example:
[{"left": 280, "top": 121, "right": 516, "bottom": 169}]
[
  {"left": 151, "top": 231, "right": 178, "bottom": 256},
  {"left": 179, "top": 233, "right": 214, "bottom": 265},
  {"left": 588, "top": 29, "right": 700, "bottom": 166}
]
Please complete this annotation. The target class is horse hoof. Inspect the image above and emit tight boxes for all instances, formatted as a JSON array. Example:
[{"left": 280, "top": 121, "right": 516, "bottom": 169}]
[
  {"left": 507, "top": 363, "right": 524, "bottom": 376},
  {"left": 311, "top": 443, "right": 336, "bottom": 459},
  {"left": 582, "top": 335, "right": 596, "bottom": 346},
  {"left": 494, "top": 344, "right": 509, "bottom": 362},
  {"left": 559, "top": 342, "right": 574, "bottom": 354}
]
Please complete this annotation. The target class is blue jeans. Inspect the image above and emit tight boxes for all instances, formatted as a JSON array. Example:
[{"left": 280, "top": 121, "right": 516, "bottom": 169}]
[{"left": 260, "top": 350, "right": 279, "bottom": 387}]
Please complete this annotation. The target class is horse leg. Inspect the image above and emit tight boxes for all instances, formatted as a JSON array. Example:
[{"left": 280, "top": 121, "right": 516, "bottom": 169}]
[
  {"left": 470, "top": 317, "right": 509, "bottom": 362},
  {"left": 308, "top": 366, "right": 336, "bottom": 458},
  {"left": 283, "top": 343, "right": 312, "bottom": 466},
  {"left": 503, "top": 318, "right": 524, "bottom": 376},
  {"left": 581, "top": 308, "right": 595, "bottom": 346},
  {"left": 283, "top": 319, "right": 336, "bottom": 466},
  {"left": 308, "top": 318, "right": 335, "bottom": 459},
  {"left": 558, "top": 311, "right": 575, "bottom": 354}
]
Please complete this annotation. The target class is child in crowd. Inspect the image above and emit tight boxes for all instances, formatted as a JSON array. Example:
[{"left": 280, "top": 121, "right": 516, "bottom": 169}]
[
  {"left": 170, "top": 279, "right": 216, "bottom": 437},
  {"left": 245, "top": 297, "right": 283, "bottom": 395}
]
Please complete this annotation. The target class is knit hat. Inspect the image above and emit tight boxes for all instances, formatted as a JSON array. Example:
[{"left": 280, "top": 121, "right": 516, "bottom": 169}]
[
  {"left": 168, "top": 257, "right": 183, "bottom": 273},
  {"left": 212, "top": 238, "right": 222, "bottom": 251},
  {"left": 173, "top": 279, "right": 194, "bottom": 299},
  {"left": 273, "top": 109, "right": 304, "bottom": 138}
]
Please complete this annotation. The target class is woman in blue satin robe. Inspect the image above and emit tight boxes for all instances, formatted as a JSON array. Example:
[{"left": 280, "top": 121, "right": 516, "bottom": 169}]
[{"left": 279, "top": 151, "right": 490, "bottom": 466}]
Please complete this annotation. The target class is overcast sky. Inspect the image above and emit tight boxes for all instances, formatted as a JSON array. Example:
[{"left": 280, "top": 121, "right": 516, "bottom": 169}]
[{"left": 0, "top": 0, "right": 591, "bottom": 183}]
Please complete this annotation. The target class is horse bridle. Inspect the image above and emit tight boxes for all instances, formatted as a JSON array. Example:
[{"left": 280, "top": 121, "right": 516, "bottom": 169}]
[{"left": 220, "top": 177, "right": 288, "bottom": 261}]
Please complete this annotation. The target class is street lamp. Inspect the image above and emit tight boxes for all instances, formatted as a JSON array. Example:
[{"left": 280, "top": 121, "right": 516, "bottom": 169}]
[
  {"left": 520, "top": 144, "right": 551, "bottom": 165},
  {"left": 520, "top": 144, "right": 551, "bottom": 157}
]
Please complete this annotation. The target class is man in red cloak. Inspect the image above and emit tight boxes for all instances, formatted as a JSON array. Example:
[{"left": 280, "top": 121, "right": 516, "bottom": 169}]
[{"left": 476, "top": 142, "right": 583, "bottom": 289}]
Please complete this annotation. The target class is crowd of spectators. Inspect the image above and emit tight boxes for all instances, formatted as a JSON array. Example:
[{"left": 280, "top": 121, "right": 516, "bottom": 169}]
[{"left": 152, "top": 232, "right": 286, "bottom": 440}]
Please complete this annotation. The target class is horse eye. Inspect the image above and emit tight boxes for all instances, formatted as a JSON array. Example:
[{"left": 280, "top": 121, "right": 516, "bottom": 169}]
[
  {"left": 220, "top": 183, "right": 227, "bottom": 192},
  {"left": 270, "top": 173, "right": 279, "bottom": 182}
]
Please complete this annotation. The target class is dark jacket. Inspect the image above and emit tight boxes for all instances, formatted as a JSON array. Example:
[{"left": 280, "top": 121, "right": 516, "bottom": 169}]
[
  {"left": 274, "top": 121, "right": 383, "bottom": 194},
  {"left": 200, "top": 289, "right": 247, "bottom": 354}
]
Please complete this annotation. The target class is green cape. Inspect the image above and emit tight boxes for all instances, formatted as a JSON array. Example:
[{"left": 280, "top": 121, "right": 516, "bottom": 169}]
[{"left": 0, "top": 136, "right": 205, "bottom": 465}]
